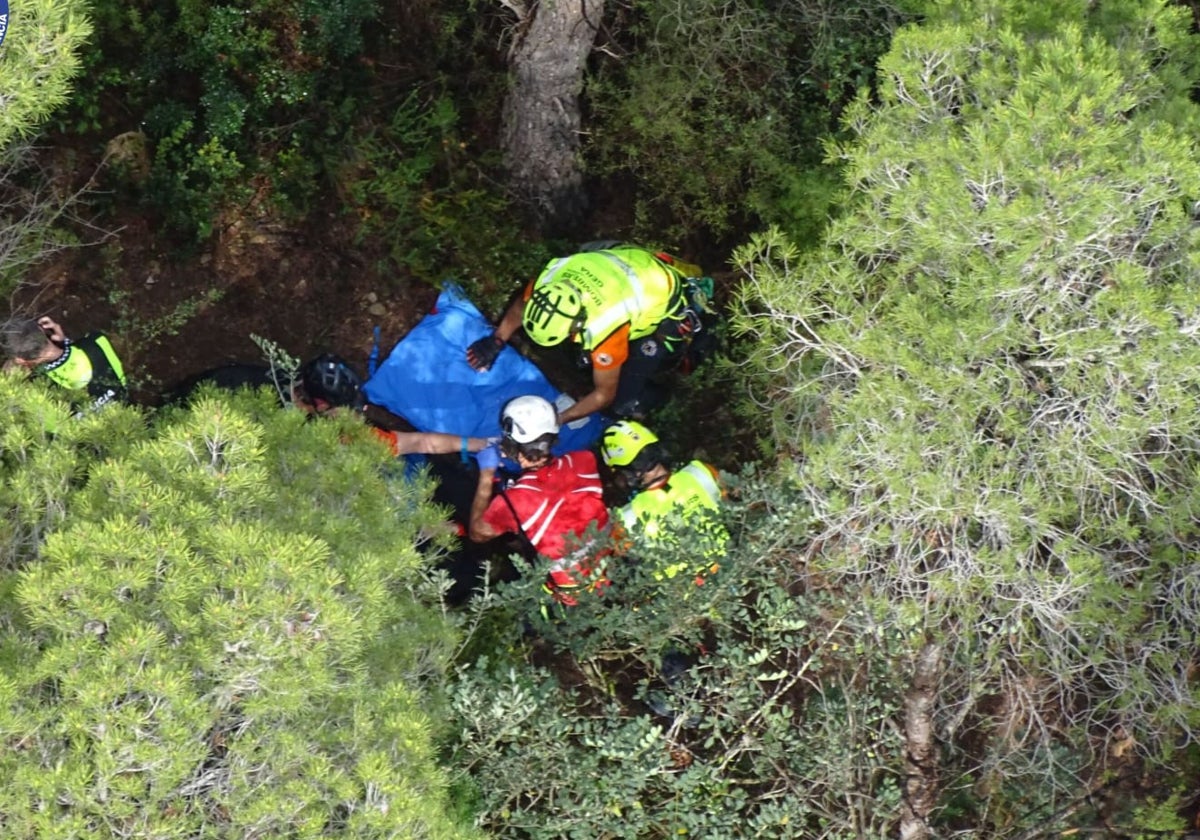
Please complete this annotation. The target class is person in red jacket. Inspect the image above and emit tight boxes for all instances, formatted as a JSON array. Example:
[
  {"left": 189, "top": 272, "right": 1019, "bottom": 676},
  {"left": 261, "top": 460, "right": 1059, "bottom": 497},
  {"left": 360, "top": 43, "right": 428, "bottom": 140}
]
[{"left": 468, "top": 395, "right": 610, "bottom": 605}]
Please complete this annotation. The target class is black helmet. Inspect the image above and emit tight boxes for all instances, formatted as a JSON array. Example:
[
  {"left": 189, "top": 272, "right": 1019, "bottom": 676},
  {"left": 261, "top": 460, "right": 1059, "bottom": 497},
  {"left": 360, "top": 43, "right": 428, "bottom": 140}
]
[{"left": 298, "top": 353, "right": 365, "bottom": 410}]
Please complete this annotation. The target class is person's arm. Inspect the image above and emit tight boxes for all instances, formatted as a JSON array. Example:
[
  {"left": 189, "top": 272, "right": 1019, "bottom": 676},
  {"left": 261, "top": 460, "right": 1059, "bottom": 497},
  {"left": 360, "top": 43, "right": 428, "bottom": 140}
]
[
  {"left": 558, "top": 365, "right": 620, "bottom": 424},
  {"left": 493, "top": 297, "right": 525, "bottom": 343},
  {"left": 468, "top": 468, "right": 501, "bottom": 542},
  {"left": 391, "top": 432, "right": 488, "bottom": 456}
]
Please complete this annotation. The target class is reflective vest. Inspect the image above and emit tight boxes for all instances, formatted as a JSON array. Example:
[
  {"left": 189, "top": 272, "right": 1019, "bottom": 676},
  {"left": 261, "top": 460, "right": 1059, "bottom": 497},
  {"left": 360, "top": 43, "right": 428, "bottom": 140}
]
[
  {"left": 38, "top": 334, "right": 127, "bottom": 412},
  {"left": 618, "top": 460, "right": 727, "bottom": 581},
  {"left": 533, "top": 248, "right": 685, "bottom": 350}
]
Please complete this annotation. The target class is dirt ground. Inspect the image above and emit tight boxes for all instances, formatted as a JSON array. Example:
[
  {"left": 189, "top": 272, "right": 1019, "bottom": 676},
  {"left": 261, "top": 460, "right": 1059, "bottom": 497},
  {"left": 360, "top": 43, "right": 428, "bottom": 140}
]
[
  {"left": 13, "top": 183, "right": 751, "bottom": 457},
  {"left": 15, "top": 193, "right": 440, "bottom": 404},
  {"left": 8, "top": 143, "right": 757, "bottom": 489}
]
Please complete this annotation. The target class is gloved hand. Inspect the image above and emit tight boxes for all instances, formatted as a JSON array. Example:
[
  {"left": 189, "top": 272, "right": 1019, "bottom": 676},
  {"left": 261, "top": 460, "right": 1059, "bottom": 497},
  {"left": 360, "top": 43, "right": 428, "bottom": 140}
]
[
  {"left": 466, "top": 334, "right": 505, "bottom": 371},
  {"left": 475, "top": 443, "right": 502, "bottom": 471}
]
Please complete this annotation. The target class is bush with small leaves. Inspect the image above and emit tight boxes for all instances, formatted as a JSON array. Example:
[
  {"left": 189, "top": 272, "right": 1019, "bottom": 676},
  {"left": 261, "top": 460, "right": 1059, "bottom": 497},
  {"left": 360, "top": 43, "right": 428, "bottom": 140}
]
[
  {"left": 584, "top": 0, "right": 918, "bottom": 244},
  {"left": 68, "top": 0, "right": 379, "bottom": 239},
  {"left": 446, "top": 470, "right": 915, "bottom": 839}
]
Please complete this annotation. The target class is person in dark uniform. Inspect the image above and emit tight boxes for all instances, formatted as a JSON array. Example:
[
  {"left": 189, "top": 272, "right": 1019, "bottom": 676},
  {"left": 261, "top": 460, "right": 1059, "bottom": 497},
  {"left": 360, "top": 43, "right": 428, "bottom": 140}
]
[{"left": 2, "top": 315, "right": 127, "bottom": 414}]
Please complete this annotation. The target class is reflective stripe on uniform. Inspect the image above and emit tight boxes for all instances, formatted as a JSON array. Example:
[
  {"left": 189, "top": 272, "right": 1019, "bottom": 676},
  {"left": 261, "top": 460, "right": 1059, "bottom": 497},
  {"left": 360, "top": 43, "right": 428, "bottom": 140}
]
[
  {"left": 675, "top": 461, "right": 722, "bottom": 507},
  {"left": 534, "top": 249, "right": 684, "bottom": 351},
  {"left": 40, "top": 334, "right": 126, "bottom": 399},
  {"left": 536, "top": 257, "right": 574, "bottom": 286},
  {"left": 585, "top": 250, "right": 684, "bottom": 345},
  {"left": 40, "top": 341, "right": 93, "bottom": 391},
  {"left": 619, "top": 460, "right": 728, "bottom": 574}
]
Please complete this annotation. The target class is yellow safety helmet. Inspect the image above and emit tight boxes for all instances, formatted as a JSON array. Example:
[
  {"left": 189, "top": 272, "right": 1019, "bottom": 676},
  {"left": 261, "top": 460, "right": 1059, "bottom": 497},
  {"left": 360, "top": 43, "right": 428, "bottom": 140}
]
[
  {"left": 522, "top": 281, "right": 585, "bottom": 346},
  {"left": 600, "top": 420, "right": 659, "bottom": 468}
]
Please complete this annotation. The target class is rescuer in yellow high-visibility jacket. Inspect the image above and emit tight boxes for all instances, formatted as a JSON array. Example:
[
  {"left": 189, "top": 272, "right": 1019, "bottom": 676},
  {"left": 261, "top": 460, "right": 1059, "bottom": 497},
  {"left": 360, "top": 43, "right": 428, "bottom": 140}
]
[
  {"left": 466, "top": 246, "right": 705, "bottom": 424},
  {"left": 599, "top": 419, "right": 727, "bottom": 586}
]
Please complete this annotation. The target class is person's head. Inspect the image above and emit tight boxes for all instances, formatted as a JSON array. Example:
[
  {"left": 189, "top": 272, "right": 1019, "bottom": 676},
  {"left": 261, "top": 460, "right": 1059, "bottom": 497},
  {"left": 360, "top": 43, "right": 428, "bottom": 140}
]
[
  {"left": 522, "top": 280, "right": 586, "bottom": 347},
  {"left": 2, "top": 317, "right": 62, "bottom": 367},
  {"left": 500, "top": 395, "right": 559, "bottom": 468},
  {"left": 600, "top": 420, "right": 667, "bottom": 491},
  {"left": 293, "top": 353, "right": 365, "bottom": 414}
]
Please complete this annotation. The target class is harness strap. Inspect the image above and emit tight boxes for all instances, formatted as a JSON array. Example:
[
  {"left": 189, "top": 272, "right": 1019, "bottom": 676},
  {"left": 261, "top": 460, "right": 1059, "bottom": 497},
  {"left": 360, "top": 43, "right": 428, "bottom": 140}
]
[{"left": 498, "top": 488, "right": 533, "bottom": 546}]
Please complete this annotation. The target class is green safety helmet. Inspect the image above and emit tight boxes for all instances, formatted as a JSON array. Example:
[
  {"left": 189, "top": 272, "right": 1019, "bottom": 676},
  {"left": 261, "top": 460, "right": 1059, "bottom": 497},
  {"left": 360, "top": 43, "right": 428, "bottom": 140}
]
[
  {"left": 600, "top": 420, "right": 659, "bottom": 468},
  {"left": 522, "top": 281, "right": 585, "bottom": 346}
]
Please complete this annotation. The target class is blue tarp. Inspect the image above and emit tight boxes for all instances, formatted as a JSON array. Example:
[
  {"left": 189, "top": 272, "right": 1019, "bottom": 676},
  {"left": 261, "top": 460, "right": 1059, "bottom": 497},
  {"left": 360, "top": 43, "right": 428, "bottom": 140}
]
[{"left": 363, "top": 285, "right": 606, "bottom": 454}]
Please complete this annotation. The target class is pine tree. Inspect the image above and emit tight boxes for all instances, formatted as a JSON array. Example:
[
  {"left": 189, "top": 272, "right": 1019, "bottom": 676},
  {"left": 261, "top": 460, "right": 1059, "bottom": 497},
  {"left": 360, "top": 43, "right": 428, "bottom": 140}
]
[
  {"left": 0, "top": 0, "right": 91, "bottom": 145},
  {"left": 733, "top": 0, "right": 1200, "bottom": 832},
  {"left": 0, "top": 376, "right": 479, "bottom": 838},
  {"left": 0, "top": 0, "right": 94, "bottom": 295}
]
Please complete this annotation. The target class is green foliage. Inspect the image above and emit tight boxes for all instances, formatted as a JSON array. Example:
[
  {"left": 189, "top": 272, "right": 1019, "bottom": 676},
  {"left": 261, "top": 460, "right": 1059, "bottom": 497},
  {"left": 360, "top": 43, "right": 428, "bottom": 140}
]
[
  {"left": 65, "top": 0, "right": 379, "bottom": 239},
  {"left": 731, "top": 0, "right": 1200, "bottom": 831},
  {"left": 584, "top": 0, "right": 916, "bottom": 244},
  {"left": 143, "top": 112, "right": 250, "bottom": 241},
  {"left": 0, "top": 0, "right": 95, "bottom": 301},
  {"left": 250, "top": 332, "right": 302, "bottom": 404},
  {"left": 1128, "top": 790, "right": 1189, "bottom": 840},
  {"left": 342, "top": 90, "right": 550, "bottom": 308},
  {"left": 0, "top": 376, "right": 479, "bottom": 838},
  {"left": 746, "top": 164, "right": 847, "bottom": 256},
  {"left": 0, "top": 0, "right": 93, "bottom": 145},
  {"left": 447, "top": 471, "right": 915, "bottom": 838},
  {"left": 109, "top": 285, "right": 225, "bottom": 347},
  {"left": 640, "top": 326, "right": 775, "bottom": 475}
]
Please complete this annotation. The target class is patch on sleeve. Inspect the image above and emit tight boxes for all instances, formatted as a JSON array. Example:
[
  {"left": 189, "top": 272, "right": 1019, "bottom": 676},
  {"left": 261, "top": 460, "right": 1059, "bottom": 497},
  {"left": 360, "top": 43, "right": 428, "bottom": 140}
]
[{"left": 595, "top": 352, "right": 614, "bottom": 366}]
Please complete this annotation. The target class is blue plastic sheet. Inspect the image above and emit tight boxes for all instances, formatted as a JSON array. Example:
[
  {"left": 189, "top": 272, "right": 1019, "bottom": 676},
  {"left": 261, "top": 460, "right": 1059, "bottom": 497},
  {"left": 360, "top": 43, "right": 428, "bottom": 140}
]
[{"left": 363, "top": 285, "right": 606, "bottom": 454}]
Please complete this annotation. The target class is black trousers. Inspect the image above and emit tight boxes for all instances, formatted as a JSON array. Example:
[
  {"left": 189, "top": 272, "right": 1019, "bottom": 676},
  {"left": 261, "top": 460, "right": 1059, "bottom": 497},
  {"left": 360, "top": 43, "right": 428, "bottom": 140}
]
[{"left": 611, "top": 317, "right": 689, "bottom": 417}]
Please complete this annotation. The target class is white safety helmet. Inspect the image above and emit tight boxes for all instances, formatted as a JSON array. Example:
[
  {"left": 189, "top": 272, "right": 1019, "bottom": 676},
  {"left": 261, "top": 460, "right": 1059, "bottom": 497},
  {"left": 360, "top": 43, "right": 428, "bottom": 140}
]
[{"left": 501, "top": 395, "right": 560, "bottom": 444}]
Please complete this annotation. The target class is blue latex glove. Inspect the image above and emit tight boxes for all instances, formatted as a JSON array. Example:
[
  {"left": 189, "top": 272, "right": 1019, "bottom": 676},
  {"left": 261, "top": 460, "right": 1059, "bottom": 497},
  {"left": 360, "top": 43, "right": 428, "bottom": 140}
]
[{"left": 475, "top": 443, "right": 502, "bottom": 471}]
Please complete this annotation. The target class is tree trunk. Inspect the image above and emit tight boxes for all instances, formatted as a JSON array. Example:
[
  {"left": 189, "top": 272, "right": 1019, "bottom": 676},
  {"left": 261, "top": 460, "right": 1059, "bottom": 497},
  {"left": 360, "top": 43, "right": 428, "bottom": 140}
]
[
  {"left": 500, "top": 0, "right": 604, "bottom": 235},
  {"left": 900, "top": 642, "right": 942, "bottom": 840}
]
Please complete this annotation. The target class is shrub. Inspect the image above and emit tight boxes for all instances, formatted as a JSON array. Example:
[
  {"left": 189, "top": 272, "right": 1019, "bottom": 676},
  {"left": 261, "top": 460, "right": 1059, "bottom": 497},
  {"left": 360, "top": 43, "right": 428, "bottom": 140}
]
[
  {"left": 584, "top": 0, "right": 917, "bottom": 246},
  {"left": 0, "top": 377, "right": 479, "bottom": 837},
  {"left": 446, "top": 470, "right": 914, "bottom": 838},
  {"left": 65, "top": 0, "right": 379, "bottom": 239},
  {"left": 341, "top": 90, "right": 551, "bottom": 308}
]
